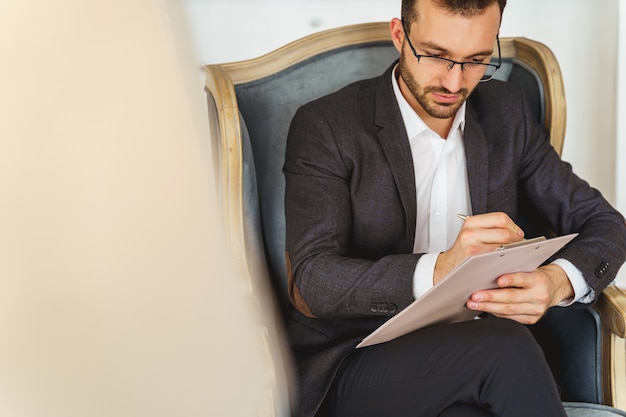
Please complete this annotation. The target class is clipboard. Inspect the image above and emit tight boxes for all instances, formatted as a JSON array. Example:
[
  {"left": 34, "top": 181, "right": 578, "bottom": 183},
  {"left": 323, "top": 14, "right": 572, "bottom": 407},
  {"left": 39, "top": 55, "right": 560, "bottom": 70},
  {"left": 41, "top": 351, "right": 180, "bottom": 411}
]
[{"left": 356, "top": 233, "right": 578, "bottom": 348}]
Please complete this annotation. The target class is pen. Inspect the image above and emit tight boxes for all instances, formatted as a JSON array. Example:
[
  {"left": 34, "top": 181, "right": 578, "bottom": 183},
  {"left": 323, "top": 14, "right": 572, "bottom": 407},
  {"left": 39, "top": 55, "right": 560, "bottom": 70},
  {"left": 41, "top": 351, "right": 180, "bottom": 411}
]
[{"left": 456, "top": 212, "right": 538, "bottom": 248}]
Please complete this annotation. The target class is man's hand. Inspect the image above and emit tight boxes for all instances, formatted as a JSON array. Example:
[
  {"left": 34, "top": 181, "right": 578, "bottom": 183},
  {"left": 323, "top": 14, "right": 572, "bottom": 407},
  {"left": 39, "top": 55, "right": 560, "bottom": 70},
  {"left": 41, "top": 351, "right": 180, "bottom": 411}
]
[
  {"left": 466, "top": 263, "right": 575, "bottom": 325},
  {"left": 434, "top": 212, "right": 525, "bottom": 284}
]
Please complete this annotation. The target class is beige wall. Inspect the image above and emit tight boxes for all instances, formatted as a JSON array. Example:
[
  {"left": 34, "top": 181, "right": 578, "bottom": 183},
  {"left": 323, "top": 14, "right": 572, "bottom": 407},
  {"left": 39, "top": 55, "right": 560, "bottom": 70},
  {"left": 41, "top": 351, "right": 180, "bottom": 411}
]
[{"left": 0, "top": 0, "right": 270, "bottom": 415}]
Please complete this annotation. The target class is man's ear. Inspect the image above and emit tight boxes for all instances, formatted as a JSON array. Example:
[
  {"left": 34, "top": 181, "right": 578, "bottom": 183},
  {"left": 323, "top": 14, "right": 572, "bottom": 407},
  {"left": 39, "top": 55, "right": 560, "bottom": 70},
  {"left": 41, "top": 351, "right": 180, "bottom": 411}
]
[{"left": 390, "top": 18, "right": 405, "bottom": 54}]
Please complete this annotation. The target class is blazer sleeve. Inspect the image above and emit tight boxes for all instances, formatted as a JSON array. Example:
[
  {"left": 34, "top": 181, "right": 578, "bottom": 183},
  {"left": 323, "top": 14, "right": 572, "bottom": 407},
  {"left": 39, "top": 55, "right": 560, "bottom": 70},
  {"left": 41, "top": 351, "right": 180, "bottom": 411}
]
[
  {"left": 513, "top": 88, "right": 626, "bottom": 300},
  {"left": 284, "top": 102, "right": 418, "bottom": 319}
]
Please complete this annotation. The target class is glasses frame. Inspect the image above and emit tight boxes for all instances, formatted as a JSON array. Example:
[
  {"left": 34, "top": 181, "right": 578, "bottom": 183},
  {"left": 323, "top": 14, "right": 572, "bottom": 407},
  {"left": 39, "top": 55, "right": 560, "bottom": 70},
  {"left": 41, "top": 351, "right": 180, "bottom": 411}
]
[{"left": 402, "top": 24, "right": 502, "bottom": 82}]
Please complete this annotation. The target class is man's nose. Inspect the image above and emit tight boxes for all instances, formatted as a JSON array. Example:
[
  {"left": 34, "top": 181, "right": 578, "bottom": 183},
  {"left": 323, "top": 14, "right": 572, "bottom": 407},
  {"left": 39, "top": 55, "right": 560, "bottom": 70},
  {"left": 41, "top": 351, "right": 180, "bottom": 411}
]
[{"left": 440, "top": 63, "right": 464, "bottom": 94}]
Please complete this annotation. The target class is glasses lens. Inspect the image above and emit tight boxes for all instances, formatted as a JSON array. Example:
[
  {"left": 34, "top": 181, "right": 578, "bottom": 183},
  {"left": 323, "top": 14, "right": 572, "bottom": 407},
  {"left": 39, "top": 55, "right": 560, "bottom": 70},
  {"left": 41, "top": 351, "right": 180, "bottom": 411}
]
[
  {"left": 418, "top": 57, "right": 497, "bottom": 82},
  {"left": 418, "top": 56, "right": 450, "bottom": 72},
  {"left": 465, "top": 63, "right": 497, "bottom": 81}
]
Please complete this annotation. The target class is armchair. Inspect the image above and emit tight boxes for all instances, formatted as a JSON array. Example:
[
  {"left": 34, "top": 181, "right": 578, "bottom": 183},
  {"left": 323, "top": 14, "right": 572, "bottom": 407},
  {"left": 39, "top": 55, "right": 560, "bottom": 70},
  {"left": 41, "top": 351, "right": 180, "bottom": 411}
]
[{"left": 204, "top": 22, "right": 626, "bottom": 416}]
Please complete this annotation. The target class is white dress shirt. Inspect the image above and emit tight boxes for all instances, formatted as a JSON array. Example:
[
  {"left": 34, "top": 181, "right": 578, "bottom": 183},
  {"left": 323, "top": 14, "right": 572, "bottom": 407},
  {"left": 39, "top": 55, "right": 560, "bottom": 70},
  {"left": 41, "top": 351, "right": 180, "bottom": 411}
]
[{"left": 390, "top": 67, "right": 594, "bottom": 305}]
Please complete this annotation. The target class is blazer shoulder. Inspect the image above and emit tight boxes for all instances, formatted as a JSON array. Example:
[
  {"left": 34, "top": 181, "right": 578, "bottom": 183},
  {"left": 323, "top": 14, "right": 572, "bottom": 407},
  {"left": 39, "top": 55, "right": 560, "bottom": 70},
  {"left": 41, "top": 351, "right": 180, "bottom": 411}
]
[
  {"left": 305, "top": 74, "right": 382, "bottom": 112},
  {"left": 469, "top": 79, "right": 524, "bottom": 109},
  {"left": 468, "top": 78, "right": 545, "bottom": 124}
]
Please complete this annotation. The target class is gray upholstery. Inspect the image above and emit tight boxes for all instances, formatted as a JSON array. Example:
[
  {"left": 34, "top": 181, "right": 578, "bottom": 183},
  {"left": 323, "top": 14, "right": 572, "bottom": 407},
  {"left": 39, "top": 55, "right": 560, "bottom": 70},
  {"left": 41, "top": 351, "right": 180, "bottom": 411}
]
[
  {"left": 564, "top": 403, "right": 626, "bottom": 416},
  {"left": 236, "top": 43, "right": 399, "bottom": 310},
  {"left": 231, "top": 38, "right": 625, "bottom": 415}
]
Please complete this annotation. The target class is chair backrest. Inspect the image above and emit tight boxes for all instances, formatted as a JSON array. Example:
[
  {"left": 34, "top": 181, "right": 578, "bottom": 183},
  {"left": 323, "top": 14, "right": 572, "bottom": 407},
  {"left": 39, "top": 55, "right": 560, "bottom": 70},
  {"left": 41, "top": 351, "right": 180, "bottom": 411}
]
[{"left": 204, "top": 22, "right": 603, "bottom": 405}]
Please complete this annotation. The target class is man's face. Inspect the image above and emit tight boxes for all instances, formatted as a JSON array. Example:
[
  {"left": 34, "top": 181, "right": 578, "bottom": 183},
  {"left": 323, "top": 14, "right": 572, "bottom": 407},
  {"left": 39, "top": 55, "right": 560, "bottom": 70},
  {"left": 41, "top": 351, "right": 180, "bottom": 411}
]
[
  {"left": 392, "top": 0, "right": 501, "bottom": 125},
  {"left": 397, "top": 50, "right": 468, "bottom": 120}
]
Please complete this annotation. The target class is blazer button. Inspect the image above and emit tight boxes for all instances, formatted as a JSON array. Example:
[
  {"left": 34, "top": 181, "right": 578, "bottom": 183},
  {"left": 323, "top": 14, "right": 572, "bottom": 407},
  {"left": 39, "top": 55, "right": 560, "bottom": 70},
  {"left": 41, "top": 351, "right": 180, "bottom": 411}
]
[
  {"left": 370, "top": 302, "right": 397, "bottom": 314},
  {"left": 595, "top": 261, "right": 610, "bottom": 278}
]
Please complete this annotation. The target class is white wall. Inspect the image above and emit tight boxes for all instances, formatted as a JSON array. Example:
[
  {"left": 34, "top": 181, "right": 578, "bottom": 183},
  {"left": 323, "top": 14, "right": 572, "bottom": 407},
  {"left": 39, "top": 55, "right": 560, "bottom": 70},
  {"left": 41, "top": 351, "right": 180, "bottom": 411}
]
[
  {"left": 617, "top": 1, "right": 626, "bottom": 284},
  {"left": 187, "top": 0, "right": 625, "bottom": 283},
  {"left": 619, "top": 0, "right": 626, "bottom": 211},
  {"left": 619, "top": 1, "right": 626, "bottom": 212},
  {"left": 183, "top": 0, "right": 398, "bottom": 63}
]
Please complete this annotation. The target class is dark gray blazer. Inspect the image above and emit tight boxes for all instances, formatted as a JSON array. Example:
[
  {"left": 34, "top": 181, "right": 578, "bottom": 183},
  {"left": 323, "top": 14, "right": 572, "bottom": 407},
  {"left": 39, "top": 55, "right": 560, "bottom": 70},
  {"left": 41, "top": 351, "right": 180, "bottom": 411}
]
[{"left": 283, "top": 63, "right": 626, "bottom": 417}]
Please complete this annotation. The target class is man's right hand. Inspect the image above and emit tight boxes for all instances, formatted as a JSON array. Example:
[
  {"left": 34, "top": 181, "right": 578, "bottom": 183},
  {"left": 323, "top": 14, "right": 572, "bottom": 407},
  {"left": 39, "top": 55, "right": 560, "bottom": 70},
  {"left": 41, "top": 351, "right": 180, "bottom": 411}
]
[{"left": 433, "top": 212, "right": 525, "bottom": 285}]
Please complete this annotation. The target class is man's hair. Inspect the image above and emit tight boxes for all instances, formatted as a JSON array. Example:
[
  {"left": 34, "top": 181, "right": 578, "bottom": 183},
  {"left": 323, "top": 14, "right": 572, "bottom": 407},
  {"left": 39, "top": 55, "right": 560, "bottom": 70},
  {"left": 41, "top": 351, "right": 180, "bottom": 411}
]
[{"left": 402, "top": 0, "right": 507, "bottom": 30}]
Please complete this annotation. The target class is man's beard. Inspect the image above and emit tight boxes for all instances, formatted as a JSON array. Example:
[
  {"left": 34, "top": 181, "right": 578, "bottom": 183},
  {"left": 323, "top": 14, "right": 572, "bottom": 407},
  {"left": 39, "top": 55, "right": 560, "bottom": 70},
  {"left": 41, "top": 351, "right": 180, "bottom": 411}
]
[{"left": 398, "top": 54, "right": 469, "bottom": 120}]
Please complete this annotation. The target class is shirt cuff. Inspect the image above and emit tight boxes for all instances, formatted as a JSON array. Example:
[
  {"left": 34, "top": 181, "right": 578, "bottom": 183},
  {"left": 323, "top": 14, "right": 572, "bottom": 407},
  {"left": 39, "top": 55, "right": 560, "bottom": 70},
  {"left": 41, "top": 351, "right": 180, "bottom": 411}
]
[
  {"left": 551, "top": 258, "right": 595, "bottom": 306},
  {"left": 413, "top": 252, "right": 439, "bottom": 299}
]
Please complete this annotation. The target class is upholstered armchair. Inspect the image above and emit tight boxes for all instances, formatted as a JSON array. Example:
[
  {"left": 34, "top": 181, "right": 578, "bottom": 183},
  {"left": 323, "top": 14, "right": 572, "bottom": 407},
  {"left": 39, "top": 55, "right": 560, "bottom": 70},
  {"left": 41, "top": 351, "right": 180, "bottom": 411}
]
[{"left": 204, "top": 22, "right": 626, "bottom": 416}]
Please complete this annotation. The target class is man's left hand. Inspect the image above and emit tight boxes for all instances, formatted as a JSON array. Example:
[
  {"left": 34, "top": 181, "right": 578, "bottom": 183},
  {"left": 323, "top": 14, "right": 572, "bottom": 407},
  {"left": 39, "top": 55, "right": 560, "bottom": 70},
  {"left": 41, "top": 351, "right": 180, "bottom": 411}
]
[{"left": 466, "top": 264, "right": 575, "bottom": 325}]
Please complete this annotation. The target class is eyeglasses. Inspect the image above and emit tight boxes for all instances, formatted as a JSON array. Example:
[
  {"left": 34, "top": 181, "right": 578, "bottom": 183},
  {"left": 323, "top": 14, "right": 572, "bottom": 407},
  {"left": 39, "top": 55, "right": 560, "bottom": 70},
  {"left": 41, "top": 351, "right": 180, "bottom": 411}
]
[{"left": 402, "top": 24, "right": 501, "bottom": 82}]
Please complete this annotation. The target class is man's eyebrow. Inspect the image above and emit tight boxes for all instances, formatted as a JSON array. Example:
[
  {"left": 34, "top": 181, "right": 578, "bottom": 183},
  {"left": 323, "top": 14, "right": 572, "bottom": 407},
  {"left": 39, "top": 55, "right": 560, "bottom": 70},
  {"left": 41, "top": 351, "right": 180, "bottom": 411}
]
[{"left": 417, "top": 40, "right": 493, "bottom": 58}]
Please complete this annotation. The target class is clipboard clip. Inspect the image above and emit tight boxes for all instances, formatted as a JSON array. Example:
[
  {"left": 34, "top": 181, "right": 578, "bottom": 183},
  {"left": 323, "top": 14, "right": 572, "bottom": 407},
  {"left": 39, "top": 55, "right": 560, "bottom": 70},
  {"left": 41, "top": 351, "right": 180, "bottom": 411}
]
[{"left": 496, "top": 236, "right": 547, "bottom": 251}]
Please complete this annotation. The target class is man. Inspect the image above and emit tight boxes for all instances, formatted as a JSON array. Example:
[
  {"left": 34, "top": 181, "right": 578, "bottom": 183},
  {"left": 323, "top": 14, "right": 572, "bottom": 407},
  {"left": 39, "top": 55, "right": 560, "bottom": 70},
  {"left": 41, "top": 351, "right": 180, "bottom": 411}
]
[{"left": 283, "top": 0, "right": 626, "bottom": 416}]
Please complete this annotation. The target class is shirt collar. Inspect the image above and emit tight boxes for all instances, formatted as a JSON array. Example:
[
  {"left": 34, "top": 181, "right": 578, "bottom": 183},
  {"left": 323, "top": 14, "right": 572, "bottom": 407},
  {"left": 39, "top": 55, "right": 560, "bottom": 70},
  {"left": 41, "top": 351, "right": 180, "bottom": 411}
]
[{"left": 391, "top": 65, "right": 466, "bottom": 140}]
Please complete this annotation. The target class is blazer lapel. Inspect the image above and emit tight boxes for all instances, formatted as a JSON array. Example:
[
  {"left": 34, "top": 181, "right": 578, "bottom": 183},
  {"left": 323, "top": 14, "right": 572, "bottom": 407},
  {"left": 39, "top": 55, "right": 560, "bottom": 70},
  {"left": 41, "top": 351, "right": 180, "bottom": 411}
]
[
  {"left": 374, "top": 66, "right": 417, "bottom": 249},
  {"left": 464, "top": 103, "right": 489, "bottom": 215}
]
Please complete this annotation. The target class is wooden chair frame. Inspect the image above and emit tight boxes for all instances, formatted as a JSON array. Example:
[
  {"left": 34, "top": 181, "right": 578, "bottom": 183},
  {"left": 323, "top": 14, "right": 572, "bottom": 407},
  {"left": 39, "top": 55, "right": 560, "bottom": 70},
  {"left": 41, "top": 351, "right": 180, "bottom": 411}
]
[{"left": 204, "top": 22, "right": 626, "bottom": 410}]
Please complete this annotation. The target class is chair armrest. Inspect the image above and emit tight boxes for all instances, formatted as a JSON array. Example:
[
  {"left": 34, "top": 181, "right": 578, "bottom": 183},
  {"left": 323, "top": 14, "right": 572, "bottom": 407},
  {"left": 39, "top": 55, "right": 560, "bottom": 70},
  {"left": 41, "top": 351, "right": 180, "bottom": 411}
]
[
  {"left": 598, "top": 286, "right": 626, "bottom": 337},
  {"left": 597, "top": 286, "right": 626, "bottom": 409}
]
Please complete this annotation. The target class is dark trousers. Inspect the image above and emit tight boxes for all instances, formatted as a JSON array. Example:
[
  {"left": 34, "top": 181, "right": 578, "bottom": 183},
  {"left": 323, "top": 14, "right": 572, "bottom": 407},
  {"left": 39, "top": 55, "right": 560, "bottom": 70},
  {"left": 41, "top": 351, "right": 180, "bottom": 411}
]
[{"left": 329, "top": 317, "right": 566, "bottom": 417}]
